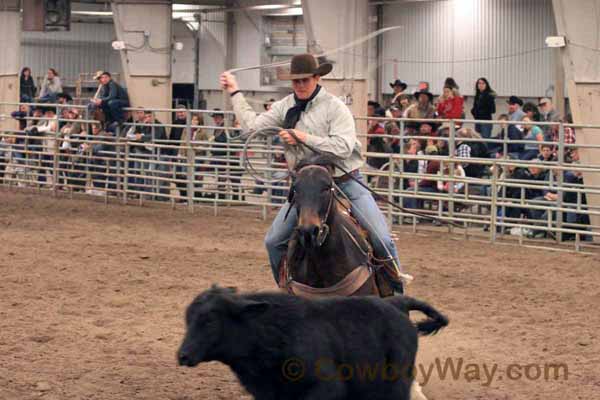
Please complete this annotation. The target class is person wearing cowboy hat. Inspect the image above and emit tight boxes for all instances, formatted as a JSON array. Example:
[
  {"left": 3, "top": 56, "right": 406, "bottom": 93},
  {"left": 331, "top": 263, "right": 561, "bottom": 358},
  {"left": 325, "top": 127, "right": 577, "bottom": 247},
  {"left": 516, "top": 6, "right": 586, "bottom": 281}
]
[
  {"left": 89, "top": 71, "right": 130, "bottom": 130},
  {"left": 219, "top": 53, "right": 406, "bottom": 293},
  {"left": 404, "top": 90, "right": 436, "bottom": 132},
  {"left": 507, "top": 95, "right": 525, "bottom": 121},
  {"left": 389, "top": 79, "right": 408, "bottom": 106}
]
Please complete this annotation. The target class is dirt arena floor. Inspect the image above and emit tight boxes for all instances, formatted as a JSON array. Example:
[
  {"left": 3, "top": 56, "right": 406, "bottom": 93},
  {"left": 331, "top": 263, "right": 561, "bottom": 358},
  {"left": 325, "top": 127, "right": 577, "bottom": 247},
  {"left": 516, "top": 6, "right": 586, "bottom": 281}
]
[{"left": 1, "top": 190, "right": 599, "bottom": 400}]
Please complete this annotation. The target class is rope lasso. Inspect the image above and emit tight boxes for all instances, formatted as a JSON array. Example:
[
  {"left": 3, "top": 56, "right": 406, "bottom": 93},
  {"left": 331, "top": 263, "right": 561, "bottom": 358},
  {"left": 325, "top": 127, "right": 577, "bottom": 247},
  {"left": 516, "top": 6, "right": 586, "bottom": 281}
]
[{"left": 237, "top": 126, "right": 464, "bottom": 229}]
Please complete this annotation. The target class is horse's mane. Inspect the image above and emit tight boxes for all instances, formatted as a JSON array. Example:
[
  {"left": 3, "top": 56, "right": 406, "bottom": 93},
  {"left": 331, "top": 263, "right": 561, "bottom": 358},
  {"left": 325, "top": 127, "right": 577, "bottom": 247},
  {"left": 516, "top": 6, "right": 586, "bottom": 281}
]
[{"left": 294, "top": 154, "right": 339, "bottom": 174}]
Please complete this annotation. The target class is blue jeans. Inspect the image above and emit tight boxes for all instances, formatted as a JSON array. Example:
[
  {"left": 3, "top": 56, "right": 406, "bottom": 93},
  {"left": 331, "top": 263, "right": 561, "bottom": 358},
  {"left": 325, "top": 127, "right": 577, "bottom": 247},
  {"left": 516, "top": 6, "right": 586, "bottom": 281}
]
[
  {"left": 88, "top": 99, "right": 129, "bottom": 125},
  {"left": 264, "top": 174, "right": 402, "bottom": 283},
  {"left": 39, "top": 93, "right": 58, "bottom": 103}
]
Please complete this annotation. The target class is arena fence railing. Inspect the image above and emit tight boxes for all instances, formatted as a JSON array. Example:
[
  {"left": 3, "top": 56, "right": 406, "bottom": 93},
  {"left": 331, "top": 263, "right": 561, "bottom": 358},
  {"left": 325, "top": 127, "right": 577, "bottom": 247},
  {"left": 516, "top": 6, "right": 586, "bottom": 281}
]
[{"left": 0, "top": 101, "right": 598, "bottom": 254}]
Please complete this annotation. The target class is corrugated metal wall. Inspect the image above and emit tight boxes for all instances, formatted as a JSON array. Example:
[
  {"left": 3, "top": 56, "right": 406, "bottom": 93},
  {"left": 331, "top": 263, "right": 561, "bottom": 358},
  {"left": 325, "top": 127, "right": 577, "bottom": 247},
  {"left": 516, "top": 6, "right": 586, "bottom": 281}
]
[
  {"left": 21, "top": 23, "right": 122, "bottom": 85},
  {"left": 197, "top": 11, "right": 227, "bottom": 90},
  {"left": 381, "top": 0, "right": 557, "bottom": 97}
]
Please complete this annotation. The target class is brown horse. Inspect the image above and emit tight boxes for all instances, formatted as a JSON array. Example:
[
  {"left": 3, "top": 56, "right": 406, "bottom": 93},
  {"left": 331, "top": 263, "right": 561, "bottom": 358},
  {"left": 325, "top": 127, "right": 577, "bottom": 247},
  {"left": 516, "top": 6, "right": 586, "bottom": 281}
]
[
  {"left": 280, "top": 155, "right": 402, "bottom": 299},
  {"left": 280, "top": 155, "right": 430, "bottom": 400}
]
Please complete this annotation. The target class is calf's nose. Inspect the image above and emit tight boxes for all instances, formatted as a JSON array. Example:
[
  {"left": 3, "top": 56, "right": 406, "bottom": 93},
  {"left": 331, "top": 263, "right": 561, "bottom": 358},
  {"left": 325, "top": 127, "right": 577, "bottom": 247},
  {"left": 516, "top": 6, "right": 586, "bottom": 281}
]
[{"left": 178, "top": 352, "right": 192, "bottom": 366}]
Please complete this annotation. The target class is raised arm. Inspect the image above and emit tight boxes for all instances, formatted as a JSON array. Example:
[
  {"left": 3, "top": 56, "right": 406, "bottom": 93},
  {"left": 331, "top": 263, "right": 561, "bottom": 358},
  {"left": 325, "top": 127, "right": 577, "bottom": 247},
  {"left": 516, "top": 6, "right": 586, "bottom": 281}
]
[{"left": 220, "top": 72, "right": 284, "bottom": 131}]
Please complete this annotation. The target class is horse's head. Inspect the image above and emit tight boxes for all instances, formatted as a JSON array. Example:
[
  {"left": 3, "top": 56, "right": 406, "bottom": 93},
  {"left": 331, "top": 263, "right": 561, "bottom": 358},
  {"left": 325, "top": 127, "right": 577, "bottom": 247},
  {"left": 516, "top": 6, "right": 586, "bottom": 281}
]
[{"left": 289, "top": 155, "right": 337, "bottom": 249}]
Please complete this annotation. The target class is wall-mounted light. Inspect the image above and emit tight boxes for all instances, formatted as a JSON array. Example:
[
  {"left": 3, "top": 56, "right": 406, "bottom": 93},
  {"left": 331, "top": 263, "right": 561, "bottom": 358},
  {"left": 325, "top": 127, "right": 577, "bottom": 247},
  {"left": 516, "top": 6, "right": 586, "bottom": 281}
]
[
  {"left": 545, "top": 36, "right": 566, "bottom": 48},
  {"left": 173, "top": 42, "right": 184, "bottom": 51},
  {"left": 111, "top": 40, "right": 126, "bottom": 50}
]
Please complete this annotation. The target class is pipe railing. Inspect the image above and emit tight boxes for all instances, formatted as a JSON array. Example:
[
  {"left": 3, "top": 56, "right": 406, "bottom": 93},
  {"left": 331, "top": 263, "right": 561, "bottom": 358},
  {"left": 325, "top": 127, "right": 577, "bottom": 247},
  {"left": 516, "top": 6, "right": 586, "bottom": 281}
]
[{"left": 1, "top": 101, "right": 599, "bottom": 252}]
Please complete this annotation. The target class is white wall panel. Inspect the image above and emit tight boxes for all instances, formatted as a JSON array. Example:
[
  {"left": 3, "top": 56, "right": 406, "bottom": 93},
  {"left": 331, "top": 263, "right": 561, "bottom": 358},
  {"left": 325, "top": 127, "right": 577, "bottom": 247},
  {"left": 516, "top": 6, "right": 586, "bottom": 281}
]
[
  {"left": 21, "top": 23, "right": 122, "bottom": 83},
  {"left": 381, "top": 0, "right": 556, "bottom": 97}
]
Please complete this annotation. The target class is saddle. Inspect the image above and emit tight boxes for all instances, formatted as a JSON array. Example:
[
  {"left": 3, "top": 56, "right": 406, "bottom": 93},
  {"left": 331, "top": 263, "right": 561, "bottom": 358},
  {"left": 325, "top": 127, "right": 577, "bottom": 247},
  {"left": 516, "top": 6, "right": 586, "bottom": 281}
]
[{"left": 280, "top": 196, "right": 404, "bottom": 298}]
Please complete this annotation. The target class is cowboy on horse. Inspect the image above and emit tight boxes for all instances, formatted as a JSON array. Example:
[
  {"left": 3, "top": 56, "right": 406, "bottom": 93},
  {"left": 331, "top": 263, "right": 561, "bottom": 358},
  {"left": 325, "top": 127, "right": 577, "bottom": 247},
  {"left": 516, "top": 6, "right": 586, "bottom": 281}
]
[{"left": 219, "top": 53, "right": 406, "bottom": 294}]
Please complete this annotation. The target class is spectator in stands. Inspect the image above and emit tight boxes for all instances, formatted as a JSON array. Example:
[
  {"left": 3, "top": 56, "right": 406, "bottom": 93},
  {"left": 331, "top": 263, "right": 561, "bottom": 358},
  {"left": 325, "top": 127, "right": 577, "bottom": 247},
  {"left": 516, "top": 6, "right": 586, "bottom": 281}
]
[
  {"left": 141, "top": 111, "right": 167, "bottom": 144},
  {"left": 525, "top": 165, "right": 550, "bottom": 200},
  {"left": 56, "top": 93, "right": 74, "bottom": 129},
  {"left": 59, "top": 108, "right": 83, "bottom": 150},
  {"left": 523, "top": 166, "right": 552, "bottom": 236},
  {"left": 547, "top": 116, "right": 576, "bottom": 159},
  {"left": 538, "top": 99, "right": 561, "bottom": 152},
  {"left": 89, "top": 72, "right": 130, "bottom": 130},
  {"left": 522, "top": 102, "right": 541, "bottom": 122},
  {"left": 418, "top": 81, "right": 430, "bottom": 92},
  {"left": 436, "top": 85, "right": 464, "bottom": 120},
  {"left": 11, "top": 104, "right": 32, "bottom": 131},
  {"left": 401, "top": 138, "right": 435, "bottom": 214},
  {"left": 444, "top": 77, "right": 460, "bottom": 91},
  {"left": 39, "top": 68, "right": 62, "bottom": 103},
  {"left": 435, "top": 131, "right": 449, "bottom": 157},
  {"left": 81, "top": 122, "right": 116, "bottom": 192},
  {"left": 507, "top": 96, "right": 525, "bottom": 121},
  {"left": 184, "top": 113, "right": 212, "bottom": 199},
  {"left": 57, "top": 92, "right": 72, "bottom": 105},
  {"left": 538, "top": 144, "right": 556, "bottom": 162},
  {"left": 539, "top": 97, "right": 560, "bottom": 125},
  {"left": 520, "top": 116, "right": 544, "bottom": 160},
  {"left": 560, "top": 151, "right": 592, "bottom": 240},
  {"left": 396, "top": 94, "right": 412, "bottom": 116},
  {"left": 264, "top": 98, "right": 276, "bottom": 111},
  {"left": 506, "top": 123, "right": 525, "bottom": 158},
  {"left": 366, "top": 107, "right": 389, "bottom": 170},
  {"left": 437, "top": 163, "right": 465, "bottom": 194},
  {"left": 367, "top": 100, "right": 381, "bottom": 117},
  {"left": 161, "top": 105, "right": 191, "bottom": 200},
  {"left": 415, "top": 122, "right": 439, "bottom": 152},
  {"left": 456, "top": 127, "right": 488, "bottom": 178},
  {"left": 471, "top": 77, "right": 496, "bottom": 138},
  {"left": 4, "top": 105, "right": 29, "bottom": 179},
  {"left": 20, "top": 67, "right": 36, "bottom": 103},
  {"left": 389, "top": 79, "right": 408, "bottom": 106},
  {"left": 210, "top": 109, "right": 242, "bottom": 200},
  {"left": 125, "top": 109, "right": 146, "bottom": 138},
  {"left": 131, "top": 111, "right": 166, "bottom": 195},
  {"left": 384, "top": 105, "right": 402, "bottom": 153},
  {"left": 34, "top": 107, "right": 59, "bottom": 183},
  {"left": 124, "top": 110, "right": 147, "bottom": 193},
  {"left": 495, "top": 159, "right": 531, "bottom": 230},
  {"left": 405, "top": 90, "right": 436, "bottom": 132}
]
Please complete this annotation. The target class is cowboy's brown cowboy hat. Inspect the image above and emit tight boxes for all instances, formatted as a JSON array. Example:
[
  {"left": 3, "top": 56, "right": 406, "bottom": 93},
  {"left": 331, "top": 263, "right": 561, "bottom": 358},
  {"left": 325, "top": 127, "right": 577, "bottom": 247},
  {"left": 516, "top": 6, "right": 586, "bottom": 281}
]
[{"left": 277, "top": 53, "right": 333, "bottom": 80}]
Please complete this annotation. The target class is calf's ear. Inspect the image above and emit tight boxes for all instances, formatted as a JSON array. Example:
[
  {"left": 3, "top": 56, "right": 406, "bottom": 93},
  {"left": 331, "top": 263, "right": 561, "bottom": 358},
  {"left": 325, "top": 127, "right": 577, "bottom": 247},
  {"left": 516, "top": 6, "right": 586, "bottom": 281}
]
[{"left": 230, "top": 299, "right": 270, "bottom": 318}]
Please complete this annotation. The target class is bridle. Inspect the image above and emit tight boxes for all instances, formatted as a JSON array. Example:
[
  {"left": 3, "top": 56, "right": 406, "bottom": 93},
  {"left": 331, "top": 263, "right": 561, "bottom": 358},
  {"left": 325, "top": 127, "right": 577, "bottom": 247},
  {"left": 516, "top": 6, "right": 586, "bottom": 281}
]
[{"left": 288, "top": 164, "right": 336, "bottom": 247}]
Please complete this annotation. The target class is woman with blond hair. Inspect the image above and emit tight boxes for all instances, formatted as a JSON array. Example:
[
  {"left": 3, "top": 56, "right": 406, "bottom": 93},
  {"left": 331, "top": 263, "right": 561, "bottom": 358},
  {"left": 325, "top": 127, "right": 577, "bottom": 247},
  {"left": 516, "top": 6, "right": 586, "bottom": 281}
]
[{"left": 436, "top": 85, "right": 464, "bottom": 120}]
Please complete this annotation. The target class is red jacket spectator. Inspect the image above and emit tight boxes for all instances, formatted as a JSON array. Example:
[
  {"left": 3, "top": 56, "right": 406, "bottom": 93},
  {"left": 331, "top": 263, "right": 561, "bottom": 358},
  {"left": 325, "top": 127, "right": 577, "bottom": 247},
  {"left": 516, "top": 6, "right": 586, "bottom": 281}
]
[{"left": 437, "top": 94, "right": 464, "bottom": 119}]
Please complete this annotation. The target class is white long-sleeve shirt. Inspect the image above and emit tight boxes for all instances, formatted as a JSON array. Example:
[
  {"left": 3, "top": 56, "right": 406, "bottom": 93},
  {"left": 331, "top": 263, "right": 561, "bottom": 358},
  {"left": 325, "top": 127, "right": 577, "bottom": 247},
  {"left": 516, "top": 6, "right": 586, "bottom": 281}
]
[
  {"left": 39, "top": 77, "right": 63, "bottom": 98},
  {"left": 230, "top": 88, "right": 363, "bottom": 177}
]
